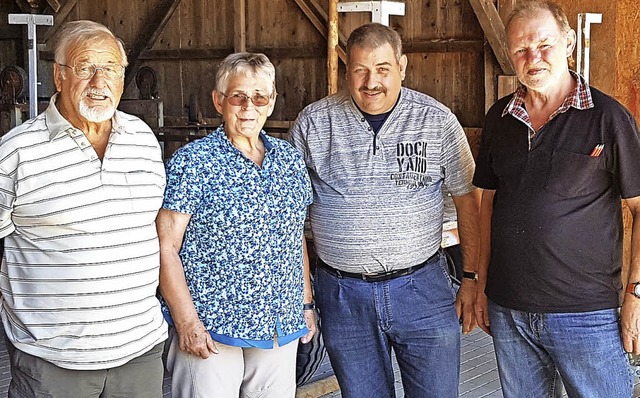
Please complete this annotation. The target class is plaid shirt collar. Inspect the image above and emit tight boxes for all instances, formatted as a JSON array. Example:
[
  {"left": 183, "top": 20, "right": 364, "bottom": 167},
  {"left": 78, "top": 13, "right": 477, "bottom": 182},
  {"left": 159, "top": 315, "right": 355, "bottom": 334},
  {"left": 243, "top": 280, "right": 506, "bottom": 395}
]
[{"left": 502, "top": 70, "right": 594, "bottom": 129}]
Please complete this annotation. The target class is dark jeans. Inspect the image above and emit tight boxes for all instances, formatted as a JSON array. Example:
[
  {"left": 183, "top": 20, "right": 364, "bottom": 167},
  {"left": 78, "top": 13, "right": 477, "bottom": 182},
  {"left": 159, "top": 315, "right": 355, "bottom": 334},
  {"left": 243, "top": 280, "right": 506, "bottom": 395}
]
[
  {"left": 489, "top": 300, "right": 633, "bottom": 398},
  {"left": 315, "top": 253, "right": 460, "bottom": 398}
]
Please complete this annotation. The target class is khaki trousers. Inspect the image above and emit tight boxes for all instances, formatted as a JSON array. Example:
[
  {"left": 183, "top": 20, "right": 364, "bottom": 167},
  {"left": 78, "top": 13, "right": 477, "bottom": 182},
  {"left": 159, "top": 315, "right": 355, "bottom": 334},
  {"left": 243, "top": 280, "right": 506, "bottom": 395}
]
[{"left": 166, "top": 328, "right": 298, "bottom": 398}]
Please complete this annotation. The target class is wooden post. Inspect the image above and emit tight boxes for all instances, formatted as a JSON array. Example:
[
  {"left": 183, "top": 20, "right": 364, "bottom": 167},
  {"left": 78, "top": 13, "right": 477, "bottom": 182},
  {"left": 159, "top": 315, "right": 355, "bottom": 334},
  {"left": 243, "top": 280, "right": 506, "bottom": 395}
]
[
  {"left": 327, "top": 0, "right": 339, "bottom": 95},
  {"left": 234, "top": 0, "right": 246, "bottom": 52}
]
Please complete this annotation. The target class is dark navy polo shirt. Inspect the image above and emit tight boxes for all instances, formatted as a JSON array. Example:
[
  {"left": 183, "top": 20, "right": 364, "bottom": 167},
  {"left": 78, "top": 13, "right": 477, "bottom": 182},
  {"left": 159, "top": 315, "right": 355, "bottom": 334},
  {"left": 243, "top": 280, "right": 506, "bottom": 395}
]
[{"left": 474, "top": 87, "right": 640, "bottom": 313}]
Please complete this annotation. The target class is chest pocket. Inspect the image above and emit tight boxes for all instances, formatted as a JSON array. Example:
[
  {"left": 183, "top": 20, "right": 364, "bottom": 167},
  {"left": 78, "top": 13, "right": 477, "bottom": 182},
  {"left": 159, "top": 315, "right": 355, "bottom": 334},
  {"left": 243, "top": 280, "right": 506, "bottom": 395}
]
[{"left": 544, "top": 149, "right": 609, "bottom": 198}]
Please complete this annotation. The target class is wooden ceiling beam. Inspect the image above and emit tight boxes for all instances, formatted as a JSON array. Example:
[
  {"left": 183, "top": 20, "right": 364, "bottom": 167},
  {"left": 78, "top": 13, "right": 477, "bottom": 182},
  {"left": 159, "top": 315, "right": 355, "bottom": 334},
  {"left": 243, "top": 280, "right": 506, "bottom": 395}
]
[
  {"left": 45, "top": 0, "right": 60, "bottom": 12},
  {"left": 124, "top": 0, "right": 182, "bottom": 90},
  {"left": 468, "top": 0, "right": 514, "bottom": 74},
  {"left": 40, "top": 0, "right": 78, "bottom": 44},
  {"left": 293, "top": 0, "right": 347, "bottom": 63}
]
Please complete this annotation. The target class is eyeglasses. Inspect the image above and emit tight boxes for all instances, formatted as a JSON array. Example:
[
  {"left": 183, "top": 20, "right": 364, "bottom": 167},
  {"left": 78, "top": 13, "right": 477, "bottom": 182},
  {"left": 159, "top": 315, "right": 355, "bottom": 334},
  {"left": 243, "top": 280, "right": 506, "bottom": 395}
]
[
  {"left": 220, "top": 92, "right": 271, "bottom": 107},
  {"left": 59, "top": 63, "right": 125, "bottom": 80}
]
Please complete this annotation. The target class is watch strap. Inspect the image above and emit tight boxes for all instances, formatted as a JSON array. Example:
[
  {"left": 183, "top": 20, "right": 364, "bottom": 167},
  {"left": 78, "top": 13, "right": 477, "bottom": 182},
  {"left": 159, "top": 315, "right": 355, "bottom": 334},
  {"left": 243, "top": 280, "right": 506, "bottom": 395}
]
[
  {"left": 462, "top": 271, "right": 477, "bottom": 281},
  {"left": 627, "top": 282, "right": 640, "bottom": 297}
]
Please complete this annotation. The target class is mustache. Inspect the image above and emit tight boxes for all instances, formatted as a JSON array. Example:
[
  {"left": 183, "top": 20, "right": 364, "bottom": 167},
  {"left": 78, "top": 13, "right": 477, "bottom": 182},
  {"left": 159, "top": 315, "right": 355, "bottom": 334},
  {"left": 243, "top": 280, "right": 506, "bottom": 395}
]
[
  {"left": 82, "top": 87, "right": 114, "bottom": 100},
  {"left": 359, "top": 86, "right": 386, "bottom": 94}
]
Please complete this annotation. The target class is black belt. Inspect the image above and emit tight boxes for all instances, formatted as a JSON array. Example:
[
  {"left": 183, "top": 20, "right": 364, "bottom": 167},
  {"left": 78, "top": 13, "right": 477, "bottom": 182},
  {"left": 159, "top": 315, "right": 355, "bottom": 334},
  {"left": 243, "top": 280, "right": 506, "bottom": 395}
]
[{"left": 316, "top": 251, "right": 440, "bottom": 283}]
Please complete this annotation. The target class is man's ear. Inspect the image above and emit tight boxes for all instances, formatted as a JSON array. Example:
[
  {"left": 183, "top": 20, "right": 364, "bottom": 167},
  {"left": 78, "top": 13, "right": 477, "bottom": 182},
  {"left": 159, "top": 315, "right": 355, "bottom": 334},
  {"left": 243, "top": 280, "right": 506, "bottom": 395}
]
[
  {"left": 399, "top": 55, "right": 408, "bottom": 81},
  {"left": 53, "top": 63, "right": 63, "bottom": 92},
  {"left": 566, "top": 29, "right": 577, "bottom": 57}
]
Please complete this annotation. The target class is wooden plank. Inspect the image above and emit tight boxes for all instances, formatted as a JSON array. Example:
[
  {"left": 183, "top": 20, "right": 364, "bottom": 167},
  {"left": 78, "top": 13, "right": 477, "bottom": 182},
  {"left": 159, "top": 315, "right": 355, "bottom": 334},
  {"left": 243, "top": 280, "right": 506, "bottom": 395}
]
[
  {"left": 124, "top": 0, "right": 182, "bottom": 90},
  {"left": 468, "top": 0, "right": 514, "bottom": 75},
  {"left": 293, "top": 0, "right": 346, "bottom": 63},
  {"left": 40, "top": 0, "right": 78, "bottom": 44},
  {"left": 14, "top": 0, "right": 31, "bottom": 12},
  {"left": 138, "top": 46, "right": 333, "bottom": 60},
  {"left": 0, "top": 25, "right": 22, "bottom": 40},
  {"left": 403, "top": 39, "right": 484, "bottom": 54},
  {"left": 327, "top": 0, "right": 338, "bottom": 94},
  {"left": 234, "top": 0, "right": 246, "bottom": 52},
  {"left": 45, "top": 0, "right": 60, "bottom": 12}
]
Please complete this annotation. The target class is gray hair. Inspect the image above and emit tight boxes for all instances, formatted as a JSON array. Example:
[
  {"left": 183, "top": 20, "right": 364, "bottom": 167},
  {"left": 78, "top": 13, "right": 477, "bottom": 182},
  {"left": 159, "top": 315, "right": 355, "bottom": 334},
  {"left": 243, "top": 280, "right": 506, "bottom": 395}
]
[
  {"left": 506, "top": 0, "right": 571, "bottom": 35},
  {"left": 346, "top": 23, "right": 403, "bottom": 65},
  {"left": 54, "top": 20, "right": 128, "bottom": 66},
  {"left": 215, "top": 52, "right": 276, "bottom": 97}
]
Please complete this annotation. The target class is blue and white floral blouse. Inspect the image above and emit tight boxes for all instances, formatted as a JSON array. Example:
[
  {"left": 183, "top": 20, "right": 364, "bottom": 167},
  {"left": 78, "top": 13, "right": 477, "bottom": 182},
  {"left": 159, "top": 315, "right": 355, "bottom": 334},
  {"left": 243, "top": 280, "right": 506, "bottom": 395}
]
[{"left": 161, "top": 125, "right": 313, "bottom": 348}]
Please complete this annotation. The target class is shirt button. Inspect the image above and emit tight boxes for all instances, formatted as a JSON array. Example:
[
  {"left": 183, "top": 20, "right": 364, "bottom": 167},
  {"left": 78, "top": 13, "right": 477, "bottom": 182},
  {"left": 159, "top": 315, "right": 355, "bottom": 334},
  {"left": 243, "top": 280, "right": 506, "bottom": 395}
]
[
  {"left": 376, "top": 146, "right": 380, "bottom": 151},
  {"left": 367, "top": 127, "right": 372, "bottom": 131},
  {"left": 361, "top": 118, "right": 365, "bottom": 122}
]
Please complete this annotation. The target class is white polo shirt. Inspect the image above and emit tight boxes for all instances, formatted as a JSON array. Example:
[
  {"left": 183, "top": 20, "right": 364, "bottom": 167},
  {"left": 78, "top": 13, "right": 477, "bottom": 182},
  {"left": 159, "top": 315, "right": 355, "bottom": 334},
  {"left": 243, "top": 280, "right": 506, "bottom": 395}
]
[{"left": 0, "top": 95, "right": 167, "bottom": 370}]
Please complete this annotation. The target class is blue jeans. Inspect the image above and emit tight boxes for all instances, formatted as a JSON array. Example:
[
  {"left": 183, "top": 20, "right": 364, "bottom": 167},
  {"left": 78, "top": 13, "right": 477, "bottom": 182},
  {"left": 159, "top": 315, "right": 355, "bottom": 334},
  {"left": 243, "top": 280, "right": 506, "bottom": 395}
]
[
  {"left": 315, "top": 253, "right": 460, "bottom": 398},
  {"left": 488, "top": 300, "right": 633, "bottom": 398}
]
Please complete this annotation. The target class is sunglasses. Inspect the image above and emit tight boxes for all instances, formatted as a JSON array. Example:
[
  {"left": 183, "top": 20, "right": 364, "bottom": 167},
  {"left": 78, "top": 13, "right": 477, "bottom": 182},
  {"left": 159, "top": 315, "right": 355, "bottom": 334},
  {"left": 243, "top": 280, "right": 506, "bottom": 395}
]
[{"left": 220, "top": 92, "right": 271, "bottom": 107}]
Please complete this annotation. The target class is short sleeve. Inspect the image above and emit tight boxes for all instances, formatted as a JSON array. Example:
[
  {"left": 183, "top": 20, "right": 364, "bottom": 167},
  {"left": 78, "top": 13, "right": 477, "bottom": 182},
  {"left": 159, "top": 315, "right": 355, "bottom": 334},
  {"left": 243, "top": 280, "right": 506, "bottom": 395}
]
[
  {"left": 441, "top": 112, "right": 475, "bottom": 196},
  {"left": 162, "top": 146, "right": 205, "bottom": 215}
]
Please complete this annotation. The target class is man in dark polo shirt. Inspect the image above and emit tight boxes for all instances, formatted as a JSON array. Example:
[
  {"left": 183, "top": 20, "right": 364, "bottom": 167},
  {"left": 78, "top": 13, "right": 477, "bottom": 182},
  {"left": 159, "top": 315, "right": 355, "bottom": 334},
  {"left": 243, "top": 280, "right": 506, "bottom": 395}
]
[{"left": 473, "top": 1, "right": 640, "bottom": 397}]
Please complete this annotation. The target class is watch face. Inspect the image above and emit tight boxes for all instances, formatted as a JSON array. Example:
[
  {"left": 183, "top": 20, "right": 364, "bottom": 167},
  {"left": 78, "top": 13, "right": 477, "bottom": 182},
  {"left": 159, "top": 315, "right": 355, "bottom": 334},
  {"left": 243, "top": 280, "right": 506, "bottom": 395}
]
[{"left": 634, "top": 284, "right": 640, "bottom": 297}]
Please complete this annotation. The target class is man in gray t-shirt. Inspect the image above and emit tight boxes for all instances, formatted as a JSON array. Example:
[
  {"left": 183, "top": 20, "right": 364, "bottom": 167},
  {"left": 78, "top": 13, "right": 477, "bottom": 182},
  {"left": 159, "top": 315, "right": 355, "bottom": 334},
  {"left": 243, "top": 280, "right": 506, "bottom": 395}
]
[{"left": 289, "top": 23, "right": 481, "bottom": 398}]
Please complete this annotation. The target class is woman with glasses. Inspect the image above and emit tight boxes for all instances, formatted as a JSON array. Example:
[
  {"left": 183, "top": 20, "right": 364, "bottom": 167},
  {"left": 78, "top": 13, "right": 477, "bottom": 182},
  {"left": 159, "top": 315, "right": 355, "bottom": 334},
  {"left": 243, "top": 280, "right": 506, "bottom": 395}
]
[{"left": 156, "top": 52, "right": 316, "bottom": 398}]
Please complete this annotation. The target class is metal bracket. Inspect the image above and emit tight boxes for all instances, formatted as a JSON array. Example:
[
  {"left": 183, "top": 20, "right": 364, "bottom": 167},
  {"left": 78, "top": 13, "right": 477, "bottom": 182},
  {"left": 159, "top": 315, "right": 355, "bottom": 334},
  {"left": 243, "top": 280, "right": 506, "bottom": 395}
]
[
  {"left": 337, "top": 1, "right": 405, "bottom": 26},
  {"left": 8, "top": 14, "right": 54, "bottom": 119},
  {"left": 576, "top": 13, "right": 602, "bottom": 84}
]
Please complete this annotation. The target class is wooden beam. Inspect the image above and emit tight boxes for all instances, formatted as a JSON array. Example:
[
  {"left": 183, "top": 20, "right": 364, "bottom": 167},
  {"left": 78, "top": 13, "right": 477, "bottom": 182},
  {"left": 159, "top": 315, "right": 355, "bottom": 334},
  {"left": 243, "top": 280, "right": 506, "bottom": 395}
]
[
  {"left": 234, "top": 0, "right": 246, "bottom": 52},
  {"left": 293, "top": 0, "right": 347, "bottom": 63},
  {"left": 124, "top": 0, "right": 182, "bottom": 90},
  {"left": 40, "top": 0, "right": 78, "bottom": 44},
  {"left": 45, "top": 0, "right": 60, "bottom": 12},
  {"left": 328, "top": 0, "right": 339, "bottom": 94},
  {"left": 403, "top": 39, "right": 484, "bottom": 54},
  {"left": 138, "top": 46, "right": 331, "bottom": 60},
  {"left": 468, "top": 0, "right": 514, "bottom": 74}
]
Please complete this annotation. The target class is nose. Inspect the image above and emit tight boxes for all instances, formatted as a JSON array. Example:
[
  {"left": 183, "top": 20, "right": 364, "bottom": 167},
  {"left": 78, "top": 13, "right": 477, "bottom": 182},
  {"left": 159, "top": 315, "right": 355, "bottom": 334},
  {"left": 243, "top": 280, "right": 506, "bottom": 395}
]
[
  {"left": 363, "top": 71, "right": 377, "bottom": 90},
  {"left": 526, "top": 48, "right": 541, "bottom": 63},
  {"left": 89, "top": 69, "right": 108, "bottom": 86}
]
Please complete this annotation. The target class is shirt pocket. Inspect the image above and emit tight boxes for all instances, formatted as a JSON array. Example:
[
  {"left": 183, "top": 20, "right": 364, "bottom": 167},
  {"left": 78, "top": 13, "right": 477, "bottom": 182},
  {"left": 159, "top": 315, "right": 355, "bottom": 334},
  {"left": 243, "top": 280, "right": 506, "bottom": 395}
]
[{"left": 544, "top": 149, "right": 608, "bottom": 198}]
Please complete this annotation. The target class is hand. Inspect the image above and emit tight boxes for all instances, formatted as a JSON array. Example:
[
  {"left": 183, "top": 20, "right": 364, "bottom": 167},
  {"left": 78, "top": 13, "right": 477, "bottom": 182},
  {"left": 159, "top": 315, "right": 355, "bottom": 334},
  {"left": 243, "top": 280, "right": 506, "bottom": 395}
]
[
  {"left": 300, "top": 309, "right": 317, "bottom": 344},
  {"left": 176, "top": 318, "right": 218, "bottom": 359},
  {"left": 621, "top": 295, "right": 640, "bottom": 354},
  {"left": 474, "top": 287, "right": 491, "bottom": 335},
  {"left": 455, "top": 279, "right": 478, "bottom": 334}
]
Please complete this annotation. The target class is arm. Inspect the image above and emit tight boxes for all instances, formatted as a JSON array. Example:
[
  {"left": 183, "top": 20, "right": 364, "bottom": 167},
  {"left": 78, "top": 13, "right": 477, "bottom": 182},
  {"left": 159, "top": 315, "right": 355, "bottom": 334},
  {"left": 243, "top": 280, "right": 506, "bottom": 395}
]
[
  {"left": 157, "top": 208, "right": 217, "bottom": 358},
  {"left": 621, "top": 196, "right": 640, "bottom": 354},
  {"left": 300, "top": 236, "right": 317, "bottom": 343},
  {"left": 452, "top": 188, "right": 481, "bottom": 334},
  {"left": 475, "top": 189, "right": 495, "bottom": 335}
]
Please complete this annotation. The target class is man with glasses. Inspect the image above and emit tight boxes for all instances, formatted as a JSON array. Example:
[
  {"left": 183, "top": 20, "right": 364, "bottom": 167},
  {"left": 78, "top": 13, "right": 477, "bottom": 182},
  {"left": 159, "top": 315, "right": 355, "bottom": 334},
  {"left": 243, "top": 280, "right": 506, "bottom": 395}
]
[{"left": 0, "top": 20, "right": 167, "bottom": 397}]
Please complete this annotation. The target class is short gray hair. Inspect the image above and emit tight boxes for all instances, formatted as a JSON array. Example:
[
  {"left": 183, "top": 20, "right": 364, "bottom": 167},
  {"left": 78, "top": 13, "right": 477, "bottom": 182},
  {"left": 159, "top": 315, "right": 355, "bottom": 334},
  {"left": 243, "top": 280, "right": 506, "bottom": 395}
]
[
  {"left": 506, "top": 0, "right": 571, "bottom": 35},
  {"left": 54, "top": 20, "right": 128, "bottom": 67},
  {"left": 215, "top": 53, "right": 276, "bottom": 97},
  {"left": 346, "top": 23, "right": 403, "bottom": 65}
]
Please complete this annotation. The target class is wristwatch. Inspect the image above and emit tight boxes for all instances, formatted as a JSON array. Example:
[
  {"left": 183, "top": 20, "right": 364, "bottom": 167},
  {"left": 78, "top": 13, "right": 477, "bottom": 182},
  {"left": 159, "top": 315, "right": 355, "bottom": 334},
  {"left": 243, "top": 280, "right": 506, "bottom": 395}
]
[
  {"left": 626, "top": 282, "right": 640, "bottom": 299},
  {"left": 462, "top": 271, "right": 478, "bottom": 281}
]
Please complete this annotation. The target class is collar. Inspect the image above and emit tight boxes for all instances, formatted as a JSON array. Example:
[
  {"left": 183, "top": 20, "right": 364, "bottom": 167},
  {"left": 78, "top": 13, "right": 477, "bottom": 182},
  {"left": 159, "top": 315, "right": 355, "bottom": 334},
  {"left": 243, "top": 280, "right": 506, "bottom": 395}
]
[
  {"left": 45, "top": 93, "right": 129, "bottom": 141},
  {"left": 217, "top": 124, "right": 274, "bottom": 153},
  {"left": 502, "top": 70, "right": 594, "bottom": 120}
]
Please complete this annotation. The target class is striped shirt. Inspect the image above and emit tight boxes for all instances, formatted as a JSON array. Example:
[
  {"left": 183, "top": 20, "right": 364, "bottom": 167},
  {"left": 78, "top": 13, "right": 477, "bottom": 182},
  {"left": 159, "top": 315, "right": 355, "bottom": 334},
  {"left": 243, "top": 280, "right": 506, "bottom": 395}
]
[
  {"left": 289, "top": 88, "right": 475, "bottom": 273},
  {"left": 0, "top": 95, "right": 167, "bottom": 370}
]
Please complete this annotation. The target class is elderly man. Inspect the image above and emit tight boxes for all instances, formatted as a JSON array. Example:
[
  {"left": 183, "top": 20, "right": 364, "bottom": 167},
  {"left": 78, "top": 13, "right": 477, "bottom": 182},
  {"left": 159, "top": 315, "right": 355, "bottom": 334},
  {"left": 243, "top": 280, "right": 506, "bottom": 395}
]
[
  {"left": 289, "top": 23, "right": 480, "bottom": 398},
  {"left": 0, "top": 20, "right": 167, "bottom": 397},
  {"left": 473, "top": 1, "right": 640, "bottom": 397}
]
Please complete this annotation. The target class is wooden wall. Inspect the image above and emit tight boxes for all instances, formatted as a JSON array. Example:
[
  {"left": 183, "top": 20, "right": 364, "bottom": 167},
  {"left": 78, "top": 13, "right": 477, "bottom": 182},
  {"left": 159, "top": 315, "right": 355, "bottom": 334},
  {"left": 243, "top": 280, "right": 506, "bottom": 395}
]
[{"left": 0, "top": 0, "right": 486, "bottom": 130}]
